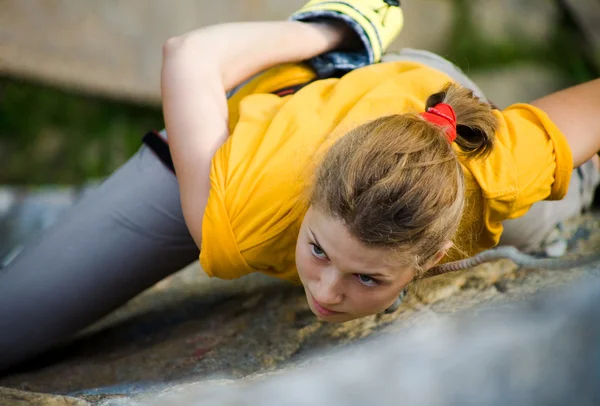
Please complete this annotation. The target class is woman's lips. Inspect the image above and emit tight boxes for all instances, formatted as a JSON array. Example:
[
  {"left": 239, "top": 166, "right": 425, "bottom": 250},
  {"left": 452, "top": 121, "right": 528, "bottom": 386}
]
[{"left": 309, "top": 293, "right": 342, "bottom": 317}]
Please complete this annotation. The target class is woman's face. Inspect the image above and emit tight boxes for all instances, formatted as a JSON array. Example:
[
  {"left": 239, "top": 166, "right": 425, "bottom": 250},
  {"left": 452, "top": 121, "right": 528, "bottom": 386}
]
[{"left": 295, "top": 206, "right": 416, "bottom": 323}]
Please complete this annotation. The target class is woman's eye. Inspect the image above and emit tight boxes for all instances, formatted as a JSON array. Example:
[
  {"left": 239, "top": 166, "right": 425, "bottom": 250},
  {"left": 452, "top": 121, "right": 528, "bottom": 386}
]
[
  {"left": 310, "top": 244, "right": 328, "bottom": 260},
  {"left": 356, "top": 274, "right": 378, "bottom": 287}
]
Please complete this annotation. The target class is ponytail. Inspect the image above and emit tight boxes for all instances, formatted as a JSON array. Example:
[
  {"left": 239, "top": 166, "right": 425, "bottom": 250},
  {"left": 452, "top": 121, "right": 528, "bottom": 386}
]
[{"left": 425, "top": 83, "right": 498, "bottom": 159}]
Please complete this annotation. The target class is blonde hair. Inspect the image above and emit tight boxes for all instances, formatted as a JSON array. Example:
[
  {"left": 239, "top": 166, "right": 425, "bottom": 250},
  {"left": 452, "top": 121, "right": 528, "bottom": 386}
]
[{"left": 311, "top": 83, "right": 499, "bottom": 272}]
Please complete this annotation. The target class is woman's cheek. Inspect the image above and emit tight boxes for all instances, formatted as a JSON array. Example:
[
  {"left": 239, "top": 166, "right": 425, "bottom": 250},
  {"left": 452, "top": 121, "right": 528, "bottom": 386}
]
[
  {"left": 296, "top": 246, "right": 317, "bottom": 280},
  {"left": 350, "top": 287, "right": 395, "bottom": 315}
]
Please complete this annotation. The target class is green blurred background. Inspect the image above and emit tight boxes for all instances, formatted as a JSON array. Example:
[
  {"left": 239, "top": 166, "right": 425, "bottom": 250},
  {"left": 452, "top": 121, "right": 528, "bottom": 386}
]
[{"left": 1, "top": 0, "right": 598, "bottom": 185}]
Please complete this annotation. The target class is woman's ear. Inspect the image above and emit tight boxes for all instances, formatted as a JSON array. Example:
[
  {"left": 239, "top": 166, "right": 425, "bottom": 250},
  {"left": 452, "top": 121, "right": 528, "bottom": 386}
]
[{"left": 424, "top": 241, "right": 453, "bottom": 270}]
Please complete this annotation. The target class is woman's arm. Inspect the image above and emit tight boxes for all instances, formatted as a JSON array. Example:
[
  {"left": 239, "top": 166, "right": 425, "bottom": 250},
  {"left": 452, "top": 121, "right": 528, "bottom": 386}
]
[
  {"left": 161, "top": 21, "right": 351, "bottom": 247},
  {"left": 531, "top": 78, "right": 600, "bottom": 168}
]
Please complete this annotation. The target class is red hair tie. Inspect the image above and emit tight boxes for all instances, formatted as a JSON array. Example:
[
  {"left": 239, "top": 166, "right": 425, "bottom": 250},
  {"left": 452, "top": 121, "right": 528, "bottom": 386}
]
[{"left": 420, "top": 103, "right": 457, "bottom": 143}]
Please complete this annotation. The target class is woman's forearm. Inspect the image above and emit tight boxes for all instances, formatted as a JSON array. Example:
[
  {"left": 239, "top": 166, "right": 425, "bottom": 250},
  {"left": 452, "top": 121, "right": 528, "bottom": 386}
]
[
  {"left": 165, "top": 20, "right": 351, "bottom": 92},
  {"left": 532, "top": 78, "right": 600, "bottom": 167}
]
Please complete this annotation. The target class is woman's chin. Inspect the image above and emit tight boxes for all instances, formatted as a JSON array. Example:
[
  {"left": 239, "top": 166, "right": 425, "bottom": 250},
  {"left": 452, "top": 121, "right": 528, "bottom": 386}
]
[
  {"left": 307, "top": 304, "right": 358, "bottom": 323},
  {"left": 313, "top": 311, "right": 349, "bottom": 323}
]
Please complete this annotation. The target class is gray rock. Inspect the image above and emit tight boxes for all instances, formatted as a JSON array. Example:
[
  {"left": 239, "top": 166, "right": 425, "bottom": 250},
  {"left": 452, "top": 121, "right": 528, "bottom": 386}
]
[
  {"left": 390, "top": 0, "right": 455, "bottom": 53},
  {"left": 471, "top": 0, "right": 559, "bottom": 44},
  {"left": 0, "top": 186, "right": 82, "bottom": 266},
  {"left": 1, "top": 0, "right": 560, "bottom": 104},
  {"left": 469, "top": 64, "right": 565, "bottom": 109},
  {"left": 0, "top": 0, "right": 308, "bottom": 104},
  {"left": 0, "top": 185, "right": 597, "bottom": 405},
  {"left": 0, "top": 386, "right": 89, "bottom": 406},
  {"left": 141, "top": 272, "right": 600, "bottom": 406},
  {"left": 0, "top": 212, "right": 597, "bottom": 403},
  {"left": 562, "top": 0, "right": 600, "bottom": 70}
]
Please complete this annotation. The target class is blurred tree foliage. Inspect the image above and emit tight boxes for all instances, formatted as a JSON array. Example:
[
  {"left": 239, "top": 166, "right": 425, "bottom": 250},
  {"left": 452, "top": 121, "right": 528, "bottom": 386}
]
[
  {"left": 0, "top": 80, "right": 163, "bottom": 184},
  {"left": 449, "top": 0, "right": 597, "bottom": 85}
]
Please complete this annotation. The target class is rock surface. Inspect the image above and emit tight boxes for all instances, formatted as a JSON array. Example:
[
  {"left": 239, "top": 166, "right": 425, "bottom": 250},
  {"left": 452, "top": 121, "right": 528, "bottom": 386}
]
[
  {"left": 470, "top": 0, "right": 559, "bottom": 44},
  {"left": 0, "top": 0, "right": 468, "bottom": 103},
  {"left": 563, "top": 0, "right": 600, "bottom": 69},
  {"left": 469, "top": 64, "right": 565, "bottom": 109},
  {"left": 0, "top": 386, "right": 89, "bottom": 406},
  {"left": 0, "top": 0, "right": 304, "bottom": 103},
  {"left": 112, "top": 268, "right": 600, "bottom": 406},
  {"left": 0, "top": 188, "right": 598, "bottom": 404}
]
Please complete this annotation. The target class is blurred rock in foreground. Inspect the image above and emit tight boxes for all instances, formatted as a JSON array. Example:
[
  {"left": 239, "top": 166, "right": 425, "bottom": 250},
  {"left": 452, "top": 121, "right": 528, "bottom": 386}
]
[
  {"left": 142, "top": 270, "right": 600, "bottom": 406},
  {"left": 0, "top": 186, "right": 598, "bottom": 405},
  {"left": 0, "top": 387, "right": 89, "bottom": 406}
]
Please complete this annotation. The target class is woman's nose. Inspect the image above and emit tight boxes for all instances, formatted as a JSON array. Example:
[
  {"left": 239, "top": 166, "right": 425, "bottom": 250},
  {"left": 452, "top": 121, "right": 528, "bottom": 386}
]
[{"left": 314, "top": 267, "right": 344, "bottom": 306}]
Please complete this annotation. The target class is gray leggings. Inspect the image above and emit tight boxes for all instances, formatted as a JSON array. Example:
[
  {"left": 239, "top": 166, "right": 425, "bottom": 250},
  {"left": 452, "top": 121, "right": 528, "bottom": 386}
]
[
  {"left": 0, "top": 144, "right": 199, "bottom": 371},
  {"left": 0, "top": 49, "right": 596, "bottom": 372}
]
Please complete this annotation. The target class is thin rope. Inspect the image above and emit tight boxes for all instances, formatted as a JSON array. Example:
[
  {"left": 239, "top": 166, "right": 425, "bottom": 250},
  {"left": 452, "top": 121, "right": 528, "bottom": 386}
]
[
  {"left": 384, "top": 246, "right": 600, "bottom": 313},
  {"left": 422, "top": 246, "right": 600, "bottom": 279}
]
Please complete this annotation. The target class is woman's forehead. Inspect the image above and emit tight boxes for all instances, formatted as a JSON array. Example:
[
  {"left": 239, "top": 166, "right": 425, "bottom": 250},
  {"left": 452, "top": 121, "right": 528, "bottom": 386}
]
[{"left": 307, "top": 208, "right": 404, "bottom": 270}]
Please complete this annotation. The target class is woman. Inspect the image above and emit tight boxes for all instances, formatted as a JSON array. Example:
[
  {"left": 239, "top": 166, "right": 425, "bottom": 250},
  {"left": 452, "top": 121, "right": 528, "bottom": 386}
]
[{"left": 1, "top": 0, "right": 598, "bottom": 371}]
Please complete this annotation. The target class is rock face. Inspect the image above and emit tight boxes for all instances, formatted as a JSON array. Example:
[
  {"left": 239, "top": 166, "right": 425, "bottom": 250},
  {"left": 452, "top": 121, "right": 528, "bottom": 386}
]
[
  {"left": 0, "top": 0, "right": 303, "bottom": 104},
  {"left": 563, "top": 0, "right": 600, "bottom": 69},
  {"left": 145, "top": 271, "right": 600, "bottom": 406},
  {"left": 0, "top": 0, "right": 472, "bottom": 104},
  {"left": 0, "top": 190, "right": 598, "bottom": 404},
  {"left": 469, "top": 64, "right": 564, "bottom": 109},
  {"left": 470, "top": 0, "right": 559, "bottom": 43},
  {"left": 2, "top": 0, "right": 598, "bottom": 105},
  {"left": 0, "top": 387, "right": 89, "bottom": 406},
  {"left": 0, "top": 186, "right": 78, "bottom": 264}
]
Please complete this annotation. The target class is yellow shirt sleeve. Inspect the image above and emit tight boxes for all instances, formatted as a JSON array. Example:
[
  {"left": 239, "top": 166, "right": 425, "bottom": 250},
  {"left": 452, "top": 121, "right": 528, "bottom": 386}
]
[
  {"left": 458, "top": 103, "right": 574, "bottom": 253},
  {"left": 500, "top": 103, "right": 574, "bottom": 217}
]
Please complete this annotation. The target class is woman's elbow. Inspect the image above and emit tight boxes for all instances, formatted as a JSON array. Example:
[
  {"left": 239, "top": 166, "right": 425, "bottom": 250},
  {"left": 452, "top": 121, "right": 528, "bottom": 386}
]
[
  {"left": 161, "top": 34, "right": 204, "bottom": 79},
  {"left": 162, "top": 35, "right": 189, "bottom": 58},
  {"left": 162, "top": 26, "right": 214, "bottom": 59}
]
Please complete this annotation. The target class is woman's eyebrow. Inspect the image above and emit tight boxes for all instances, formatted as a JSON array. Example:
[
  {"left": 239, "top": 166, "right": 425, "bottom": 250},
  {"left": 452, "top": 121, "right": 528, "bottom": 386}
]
[
  {"left": 308, "top": 228, "right": 327, "bottom": 253},
  {"left": 307, "top": 226, "right": 393, "bottom": 280},
  {"left": 309, "top": 227, "right": 394, "bottom": 279},
  {"left": 362, "top": 271, "right": 392, "bottom": 280}
]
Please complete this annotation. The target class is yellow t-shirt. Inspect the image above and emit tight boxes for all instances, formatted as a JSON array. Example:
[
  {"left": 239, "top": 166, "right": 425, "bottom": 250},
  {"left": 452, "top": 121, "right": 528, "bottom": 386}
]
[{"left": 200, "top": 61, "right": 573, "bottom": 283}]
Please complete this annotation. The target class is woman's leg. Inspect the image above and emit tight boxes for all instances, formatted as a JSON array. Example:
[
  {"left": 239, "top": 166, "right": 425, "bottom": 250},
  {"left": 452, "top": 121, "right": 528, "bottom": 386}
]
[
  {"left": 0, "top": 139, "right": 199, "bottom": 372},
  {"left": 499, "top": 157, "right": 600, "bottom": 253}
]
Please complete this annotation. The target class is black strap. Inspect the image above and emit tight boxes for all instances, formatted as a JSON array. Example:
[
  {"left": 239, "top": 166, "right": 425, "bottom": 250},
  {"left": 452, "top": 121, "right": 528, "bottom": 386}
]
[
  {"left": 142, "top": 131, "right": 175, "bottom": 174},
  {"left": 271, "top": 80, "right": 315, "bottom": 97}
]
